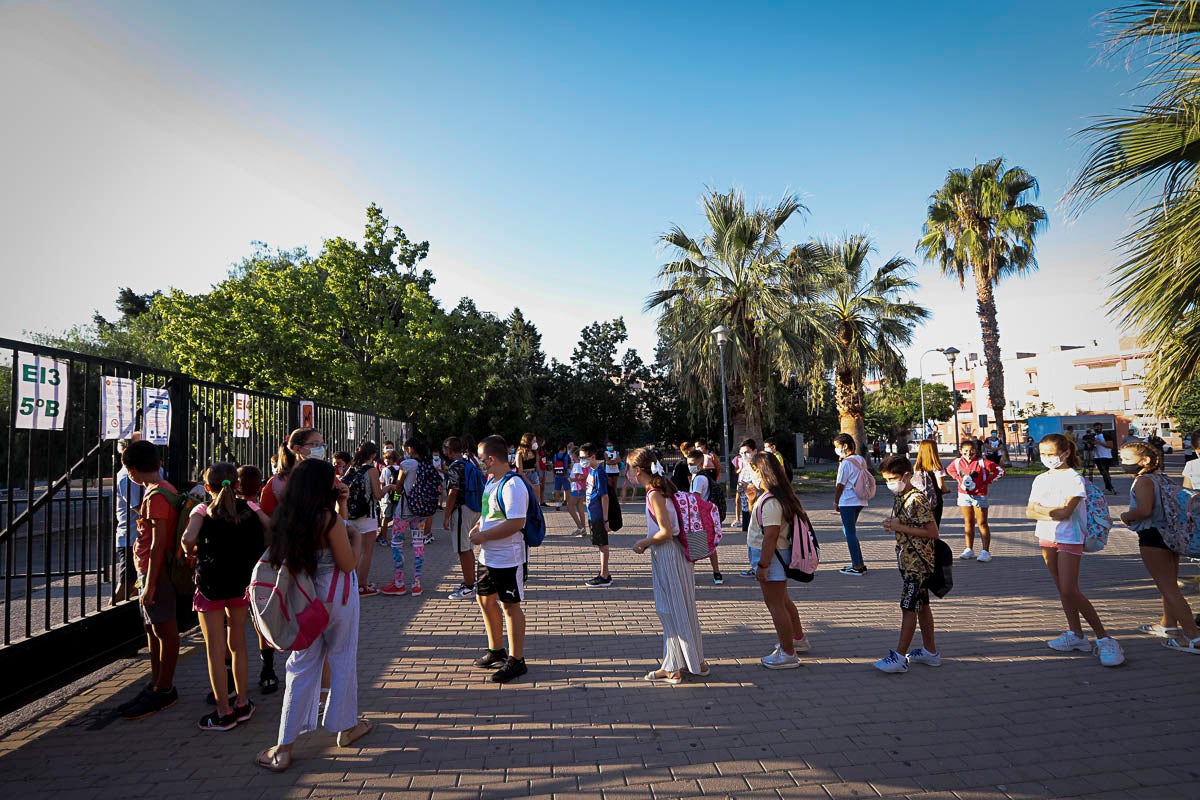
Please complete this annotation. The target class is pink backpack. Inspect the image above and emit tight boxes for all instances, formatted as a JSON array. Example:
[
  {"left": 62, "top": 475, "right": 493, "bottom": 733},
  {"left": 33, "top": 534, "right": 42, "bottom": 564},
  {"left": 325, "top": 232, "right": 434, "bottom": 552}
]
[
  {"left": 846, "top": 455, "right": 877, "bottom": 501},
  {"left": 648, "top": 489, "right": 723, "bottom": 562},
  {"left": 249, "top": 555, "right": 351, "bottom": 651},
  {"left": 755, "top": 493, "right": 821, "bottom": 582}
]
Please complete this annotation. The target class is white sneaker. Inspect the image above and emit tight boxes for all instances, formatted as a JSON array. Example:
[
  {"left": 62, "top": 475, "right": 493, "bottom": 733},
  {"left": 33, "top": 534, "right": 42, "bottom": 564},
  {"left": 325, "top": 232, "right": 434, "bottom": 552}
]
[
  {"left": 1047, "top": 630, "right": 1092, "bottom": 652},
  {"left": 873, "top": 650, "right": 908, "bottom": 673},
  {"left": 448, "top": 584, "right": 475, "bottom": 600},
  {"left": 959, "top": 548, "right": 976, "bottom": 560},
  {"left": 1095, "top": 636, "right": 1126, "bottom": 667},
  {"left": 906, "top": 648, "right": 941, "bottom": 667},
  {"left": 976, "top": 550, "right": 992, "bottom": 563},
  {"left": 761, "top": 649, "right": 801, "bottom": 669},
  {"left": 793, "top": 636, "right": 811, "bottom": 654}
]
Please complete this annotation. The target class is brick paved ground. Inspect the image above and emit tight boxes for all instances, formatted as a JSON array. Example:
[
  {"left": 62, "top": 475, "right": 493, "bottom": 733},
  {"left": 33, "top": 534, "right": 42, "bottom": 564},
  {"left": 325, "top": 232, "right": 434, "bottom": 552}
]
[{"left": 2, "top": 473, "right": 1199, "bottom": 800}]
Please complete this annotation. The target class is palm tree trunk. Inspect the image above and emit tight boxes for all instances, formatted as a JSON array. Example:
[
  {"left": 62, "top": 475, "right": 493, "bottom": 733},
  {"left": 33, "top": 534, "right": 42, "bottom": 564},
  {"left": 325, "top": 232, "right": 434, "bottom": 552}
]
[
  {"left": 974, "top": 273, "right": 1009, "bottom": 456},
  {"left": 835, "top": 365, "right": 867, "bottom": 454}
]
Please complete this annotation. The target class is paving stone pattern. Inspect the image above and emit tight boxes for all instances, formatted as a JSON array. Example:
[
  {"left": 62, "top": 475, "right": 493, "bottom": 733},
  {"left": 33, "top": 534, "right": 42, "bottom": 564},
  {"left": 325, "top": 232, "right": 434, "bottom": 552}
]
[{"left": 1, "top": 474, "right": 1199, "bottom": 800}]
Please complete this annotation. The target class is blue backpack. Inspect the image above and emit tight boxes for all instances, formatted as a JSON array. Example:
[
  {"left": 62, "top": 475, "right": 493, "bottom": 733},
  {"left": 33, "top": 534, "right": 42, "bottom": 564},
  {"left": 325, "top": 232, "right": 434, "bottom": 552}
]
[
  {"left": 495, "top": 472, "right": 546, "bottom": 547},
  {"left": 455, "top": 458, "right": 484, "bottom": 513}
]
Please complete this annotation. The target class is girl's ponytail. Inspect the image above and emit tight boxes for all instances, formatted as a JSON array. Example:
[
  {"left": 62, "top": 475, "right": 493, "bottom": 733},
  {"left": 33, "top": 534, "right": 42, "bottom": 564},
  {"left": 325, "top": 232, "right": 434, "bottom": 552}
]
[{"left": 205, "top": 462, "right": 246, "bottom": 523}]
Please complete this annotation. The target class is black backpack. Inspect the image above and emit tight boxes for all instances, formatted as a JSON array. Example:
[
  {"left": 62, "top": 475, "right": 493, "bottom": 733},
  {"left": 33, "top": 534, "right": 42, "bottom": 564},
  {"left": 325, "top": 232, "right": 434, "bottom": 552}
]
[
  {"left": 699, "top": 468, "right": 727, "bottom": 521},
  {"left": 195, "top": 501, "right": 265, "bottom": 601},
  {"left": 344, "top": 466, "right": 374, "bottom": 520}
]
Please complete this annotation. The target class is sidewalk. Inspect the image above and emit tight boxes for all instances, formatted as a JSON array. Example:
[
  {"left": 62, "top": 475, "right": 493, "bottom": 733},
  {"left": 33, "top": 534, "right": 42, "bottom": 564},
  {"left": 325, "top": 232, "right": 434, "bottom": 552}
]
[{"left": 1, "top": 474, "right": 1199, "bottom": 800}]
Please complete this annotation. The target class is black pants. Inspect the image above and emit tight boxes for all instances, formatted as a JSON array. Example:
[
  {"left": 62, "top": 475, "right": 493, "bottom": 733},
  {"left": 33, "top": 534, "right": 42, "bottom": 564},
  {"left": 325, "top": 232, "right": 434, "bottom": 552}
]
[{"left": 1094, "top": 457, "right": 1115, "bottom": 492}]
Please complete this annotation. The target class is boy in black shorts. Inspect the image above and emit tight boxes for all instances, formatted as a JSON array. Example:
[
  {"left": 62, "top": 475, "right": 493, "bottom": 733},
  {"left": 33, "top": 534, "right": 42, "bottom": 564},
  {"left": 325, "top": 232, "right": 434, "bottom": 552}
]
[
  {"left": 468, "top": 435, "right": 529, "bottom": 684},
  {"left": 578, "top": 442, "right": 612, "bottom": 588}
]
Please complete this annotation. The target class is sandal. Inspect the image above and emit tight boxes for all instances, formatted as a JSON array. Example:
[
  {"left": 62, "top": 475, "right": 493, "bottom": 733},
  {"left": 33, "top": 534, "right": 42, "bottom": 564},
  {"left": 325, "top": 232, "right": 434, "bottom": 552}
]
[
  {"left": 259, "top": 672, "right": 279, "bottom": 695},
  {"left": 1139, "top": 623, "right": 1181, "bottom": 639},
  {"left": 336, "top": 717, "right": 374, "bottom": 747},
  {"left": 643, "top": 670, "right": 682, "bottom": 685},
  {"left": 1163, "top": 635, "right": 1200, "bottom": 655},
  {"left": 695, "top": 662, "right": 711, "bottom": 678},
  {"left": 255, "top": 747, "right": 291, "bottom": 772}
]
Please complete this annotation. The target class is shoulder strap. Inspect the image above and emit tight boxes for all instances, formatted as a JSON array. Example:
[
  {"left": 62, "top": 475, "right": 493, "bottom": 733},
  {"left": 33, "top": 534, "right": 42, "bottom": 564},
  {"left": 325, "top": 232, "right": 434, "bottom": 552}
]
[{"left": 754, "top": 492, "right": 776, "bottom": 526}]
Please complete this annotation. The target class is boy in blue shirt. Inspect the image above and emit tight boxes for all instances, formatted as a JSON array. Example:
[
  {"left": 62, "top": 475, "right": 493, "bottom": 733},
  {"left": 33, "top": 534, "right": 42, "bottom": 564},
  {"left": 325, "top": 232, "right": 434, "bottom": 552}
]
[{"left": 579, "top": 442, "right": 612, "bottom": 587}]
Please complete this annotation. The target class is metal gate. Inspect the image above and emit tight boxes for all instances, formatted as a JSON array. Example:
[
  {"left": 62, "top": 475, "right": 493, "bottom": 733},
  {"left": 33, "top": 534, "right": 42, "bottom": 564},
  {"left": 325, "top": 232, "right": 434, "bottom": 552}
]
[{"left": 0, "top": 338, "right": 411, "bottom": 713}]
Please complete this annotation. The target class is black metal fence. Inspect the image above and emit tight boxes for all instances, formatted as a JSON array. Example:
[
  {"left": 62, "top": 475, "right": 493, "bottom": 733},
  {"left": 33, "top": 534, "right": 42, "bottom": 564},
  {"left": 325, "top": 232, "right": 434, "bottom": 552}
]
[{"left": 0, "top": 338, "right": 409, "bottom": 711}]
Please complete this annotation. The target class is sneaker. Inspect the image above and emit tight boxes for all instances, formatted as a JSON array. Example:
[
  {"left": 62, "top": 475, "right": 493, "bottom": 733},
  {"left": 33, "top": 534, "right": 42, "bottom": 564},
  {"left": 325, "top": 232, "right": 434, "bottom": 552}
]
[
  {"left": 583, "top": 574, "right": 613, "bottom": 588},
  {"left": 906, "top": 648, "right": 941, "bottom": 667},
  {"left": 198, "top": 710, "right": 239, "bottom": 731},
  {"left": 738, "top": 569, "right": 756, "bottom": 577},
  {"left": 976, "top": 550, "right": 992, "bottom": 563},
  {"left": 761, "top": 649, "right": 801, "bottom": 670},
  {"left": 233, "top": 700, "right": 255, "bottom": 722},
  {"left": 448, "top": 584, "right": 475, "bottom": 600},
  {"left": 959, "top": 548, "right": 976, "bottom": 560},
  {"left": 410, "top": 581, "right": 423, "bottom": 597},
  {"left": 116, "top": 682, "right": 155, "bottom": 713},
  {"left": 874, "top": 650, "right": 908, "bottom": 673},
  {"left": 712, "top": 572, "right": 724, "bottom": 585},
  {"left": 793, "top": 636, "right": 811, "bottom": 654},
  {"left": 378, "top": 582, "right": 407, "bottom": 596},
  {"left": 1047, "top": 630, "right": 1092, "bottom": 652},
  {"left": 121, "top": 686, "right": 178, "bottom": 720},
  {"left": 574, "top": 528, "right": 588, "bottom": 537},
  {"left": 359, "top": 584, "right": 379, "bottom": 597},
  {"left": 1095, "top": 637, "right": 1126, "bottom": 667},
  {"left": 474, "top": 648, "right": 508, "bottom": 668},
  {"left": 491, "top": 656, "right": 528, "bottom": 684},
  {"left": 838, "top": 565, "right": 867, "bottom": 576}
]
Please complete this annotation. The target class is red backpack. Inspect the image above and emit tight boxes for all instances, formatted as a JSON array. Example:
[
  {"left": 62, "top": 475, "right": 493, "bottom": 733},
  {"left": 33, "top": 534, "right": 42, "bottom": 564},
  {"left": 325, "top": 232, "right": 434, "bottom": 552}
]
[{"left": 648, "top": 488, "right": 723, "bottom": 562}]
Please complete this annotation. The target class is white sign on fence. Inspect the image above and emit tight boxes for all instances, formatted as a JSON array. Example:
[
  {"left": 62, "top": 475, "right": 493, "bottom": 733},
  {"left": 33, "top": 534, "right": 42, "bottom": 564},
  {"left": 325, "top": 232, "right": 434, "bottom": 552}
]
[
  {"left": 15, "top": 351, "right": 69, "bottom": 431},
  {"left": 101, "top": 376, "right": 137, "bottom": 439},
  {"left": 234, "top": 393, "right": 251, "bottom": 438},
  {"left": 346, "top": 412, "right": 356, "bottom": 441},
  {"left": 142, "top": 387, "right": 171, "bottom": 445}
]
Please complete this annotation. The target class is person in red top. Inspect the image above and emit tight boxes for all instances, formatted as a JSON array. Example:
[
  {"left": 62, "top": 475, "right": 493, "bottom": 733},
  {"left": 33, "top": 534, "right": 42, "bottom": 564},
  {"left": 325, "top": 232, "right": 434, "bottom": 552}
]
[
  {"left": 260, "top": 428, "right": 327, "bottom": 517},
  {"left": 946, "top": 440, "right": 1005, "bottom": 563},
  {"left": 117, "top": 440, "right": 182, "bottom": 720}
]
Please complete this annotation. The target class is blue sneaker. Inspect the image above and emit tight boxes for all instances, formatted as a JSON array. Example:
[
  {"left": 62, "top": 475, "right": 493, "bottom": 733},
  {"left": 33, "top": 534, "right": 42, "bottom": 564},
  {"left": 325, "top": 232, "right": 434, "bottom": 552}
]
[{"left": 873, "top": 650, "right": 908, "bottom": 674}]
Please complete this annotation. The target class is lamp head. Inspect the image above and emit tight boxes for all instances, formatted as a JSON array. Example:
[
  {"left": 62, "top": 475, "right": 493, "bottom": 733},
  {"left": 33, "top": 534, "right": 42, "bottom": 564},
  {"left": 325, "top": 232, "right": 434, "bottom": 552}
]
[
  {"left": 711, "top": 325, "right": 731, "bottom": 345},
  {"left": 943, "top": 346, "right": 960, "bottom": 366}
]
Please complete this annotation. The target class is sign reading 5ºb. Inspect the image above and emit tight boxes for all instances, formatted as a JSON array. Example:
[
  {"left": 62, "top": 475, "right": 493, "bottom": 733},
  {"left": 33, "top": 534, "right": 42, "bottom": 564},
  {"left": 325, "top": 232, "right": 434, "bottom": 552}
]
[{"left": 15, "top": 351, "right": 69, "bottom": 431}]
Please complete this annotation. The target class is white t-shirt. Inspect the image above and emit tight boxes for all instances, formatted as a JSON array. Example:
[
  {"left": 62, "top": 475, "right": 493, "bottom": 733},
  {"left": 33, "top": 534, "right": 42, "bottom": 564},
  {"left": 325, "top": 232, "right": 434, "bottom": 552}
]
[
  {"left": 479, "top": 475, "right": 529, "bottom": 568},
  {"left": 1093, "top": 433, "right": 1112, "bottom": 460},
  {"left": 689, "top": 473, "right": 711, "bottom": 502},
  {"left": 1182, "top": 457, "right": 1200, "bottom": 488},
  {"left": 836, "top": 456, "right": 866, "bottom": 507},
  {"left": 1029, "top": 468, "right": 1086, "bottom": 544},
  {"left": 397, "top": 458, "right": 421, "bottom": 518}
]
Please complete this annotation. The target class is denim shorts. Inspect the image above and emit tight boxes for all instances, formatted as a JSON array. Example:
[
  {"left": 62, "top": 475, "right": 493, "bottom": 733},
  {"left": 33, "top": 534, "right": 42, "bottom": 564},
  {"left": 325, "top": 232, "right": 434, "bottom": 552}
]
[
  {"left": 522, "top": 469, "right": 541, "bottom": 487},
  {"left": 956, "top": 493, "right": 989, "bottom": 509},
  {"left": 748, "top": 547, "right": 792, "bottom": 582}
]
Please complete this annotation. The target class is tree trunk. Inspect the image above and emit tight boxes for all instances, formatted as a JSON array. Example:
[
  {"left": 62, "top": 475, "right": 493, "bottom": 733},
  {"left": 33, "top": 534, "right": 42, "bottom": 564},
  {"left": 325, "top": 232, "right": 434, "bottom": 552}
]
[
  {"left": 835, "top": 365, "right": 867, "bottom": 455},
  {"left": 974, "top": 272, "right": 1009, "bottom": 457}
]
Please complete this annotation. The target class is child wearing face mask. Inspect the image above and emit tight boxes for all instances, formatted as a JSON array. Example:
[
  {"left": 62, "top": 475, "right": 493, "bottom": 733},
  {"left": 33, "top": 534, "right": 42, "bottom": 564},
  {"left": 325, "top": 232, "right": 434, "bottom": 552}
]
[
  {"left": 1119, "top": 441, "right": 1200, "bottom": 653},
  {"left": 685, "top": 450, "right": 724, "bottom": 585},
  {"left": 874, "top": 455, "right": 941, "bottom": 673},
  {"left": 1026, "top": 434, "right": 1124, "bottom": 667}
]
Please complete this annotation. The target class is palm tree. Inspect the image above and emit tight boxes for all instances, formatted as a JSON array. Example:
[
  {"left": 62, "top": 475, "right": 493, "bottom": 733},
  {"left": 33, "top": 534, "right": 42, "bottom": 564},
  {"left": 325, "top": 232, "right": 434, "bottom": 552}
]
[
  {"left": 646, "top": 189, "right": 824, "bottom": 444},
  {"left": 917, "top": 158, "right": 1047, "bottom": 454},
  {"left": 1066, "top": 1, "right": 1200, "bottom": 411},
  {"left": 796, "top": 235, "right": 929, "bottom": 452}
]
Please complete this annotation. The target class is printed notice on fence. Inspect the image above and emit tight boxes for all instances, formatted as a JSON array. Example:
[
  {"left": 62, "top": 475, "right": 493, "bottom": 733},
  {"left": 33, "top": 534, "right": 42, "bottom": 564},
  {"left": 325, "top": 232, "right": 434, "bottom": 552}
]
[
  {"left": 346, "top": 412, "right": 356, "bottom": 441},
  {"left": 15, "top": 351, "right": 69, "bottom": 431},
  {"left": 234, "top": 393, "right": 251, "bottom": 438},
  {"left": 101, "top": 376, "right": 137, "bottom": 439},
  {"left": 142, "top": 387, "right": 171, "bottom": 445}
]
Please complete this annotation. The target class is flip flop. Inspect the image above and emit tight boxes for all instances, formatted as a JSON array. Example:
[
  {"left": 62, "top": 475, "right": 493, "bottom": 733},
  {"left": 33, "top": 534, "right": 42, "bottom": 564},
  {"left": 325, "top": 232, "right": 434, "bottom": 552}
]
[
  {"left": 336, "top": 717, "right": 374, "bottom": 747},
  {"left": 259, "top": 673, "right": 279, "bottom": 695},
  {"left": 1139, "top": 623, "right": 1181, "bottom": 639},
  {"left": 643, "top": 670, "right": 682, "bottom": 685},
  {"left": 695, "top": 663, "right": 711, "bottom": 678},
  {"left": 255, "top": 747, "right": 291, "bottom": 772}
]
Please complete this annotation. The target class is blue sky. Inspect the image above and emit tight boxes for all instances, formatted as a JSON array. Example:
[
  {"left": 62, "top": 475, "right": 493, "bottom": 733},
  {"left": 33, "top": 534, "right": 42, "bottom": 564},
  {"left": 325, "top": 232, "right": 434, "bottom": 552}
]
[{"left": 0, "top": 0, "right": 1140, "bottom": 372}]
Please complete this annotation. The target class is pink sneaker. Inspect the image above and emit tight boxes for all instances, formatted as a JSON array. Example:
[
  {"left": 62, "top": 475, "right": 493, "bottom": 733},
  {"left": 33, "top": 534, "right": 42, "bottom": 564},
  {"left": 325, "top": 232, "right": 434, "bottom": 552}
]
[
  {"left": 410, "top": 582, "right": 423, "bottom": 597},
  {"left": 378, "top": 582, "right": 407, "bottom": 596}
]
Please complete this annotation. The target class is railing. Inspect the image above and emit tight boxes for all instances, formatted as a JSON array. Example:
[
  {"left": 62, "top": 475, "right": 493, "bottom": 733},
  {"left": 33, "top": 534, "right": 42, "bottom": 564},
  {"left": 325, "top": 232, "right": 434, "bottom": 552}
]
[{"left": 0, "top": 338, "right": 410, "bottom": 709}]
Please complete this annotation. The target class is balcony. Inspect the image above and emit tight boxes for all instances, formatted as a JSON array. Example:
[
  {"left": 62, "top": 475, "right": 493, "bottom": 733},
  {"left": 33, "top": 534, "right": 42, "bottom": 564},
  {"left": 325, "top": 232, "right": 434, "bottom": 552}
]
[{"left": 1075, "top": 380, "right": 1121, "bottom": 392}]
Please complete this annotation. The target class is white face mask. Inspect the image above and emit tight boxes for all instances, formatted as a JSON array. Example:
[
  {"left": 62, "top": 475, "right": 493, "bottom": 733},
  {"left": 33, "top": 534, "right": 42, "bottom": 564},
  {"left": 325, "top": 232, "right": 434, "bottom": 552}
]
[
  {"left": 835, "top": 447, "right": 847, "bottom": 458},
  {"left": 886, "top": 479, "right": 904, "bottom": 494},
  {"left": 688, "top": 464, "right": 700, "bottom": 474},
  {"left": 532, "top": 442, "right": 539, "bottom": 450},
  {"left": 578, "top": 458, "right": 590, "bottom": 469},
  {"left": 1041, "top": 455, "right": 1064, "bottom": 470},
  {"left": 307, "top": 445, "right": 327, "bottom": 461}
]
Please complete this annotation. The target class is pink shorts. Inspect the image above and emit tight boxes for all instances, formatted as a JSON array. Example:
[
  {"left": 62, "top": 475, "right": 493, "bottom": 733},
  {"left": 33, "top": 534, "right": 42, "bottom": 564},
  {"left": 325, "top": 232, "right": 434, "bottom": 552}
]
[
  {"left": 193, "top": 589, "right": 250, "bottom": 612},
  {"left": 1038, "top": 540, "right": 1084, "bottom": 556}
]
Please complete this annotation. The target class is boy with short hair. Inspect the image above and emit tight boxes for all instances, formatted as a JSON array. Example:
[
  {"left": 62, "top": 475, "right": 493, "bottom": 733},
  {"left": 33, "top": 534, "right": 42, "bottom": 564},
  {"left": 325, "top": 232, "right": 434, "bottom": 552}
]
[
  {"left": 875, "top": 454, "right": 941, "bottom": 674},
  {"left": 469, "top": 435, "right": 529, "bottom": 683},
  {"left": 443, "top": 436, "right": 481, "bottom": 600},
  {"left": 580, "top": 442, "right": 612, "bottom": 587},
  {"left": 118, "top": 440, "right": 182, "bottom": 719}
]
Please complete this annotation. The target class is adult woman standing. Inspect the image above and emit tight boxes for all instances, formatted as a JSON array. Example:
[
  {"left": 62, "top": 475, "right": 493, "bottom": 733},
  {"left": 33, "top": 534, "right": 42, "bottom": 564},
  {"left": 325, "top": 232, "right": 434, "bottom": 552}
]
[
  {"left": 748, "top": 453, "right": 811, "bottom": 669},
  {"left": 629, "top": 447, "right": 708, "bottom": 684},
  {"left": 832, "top": 434, "right": 869, "bottom": 576},
  {"left": 256, "top": 459, "right": 371, "bottom": 771}
]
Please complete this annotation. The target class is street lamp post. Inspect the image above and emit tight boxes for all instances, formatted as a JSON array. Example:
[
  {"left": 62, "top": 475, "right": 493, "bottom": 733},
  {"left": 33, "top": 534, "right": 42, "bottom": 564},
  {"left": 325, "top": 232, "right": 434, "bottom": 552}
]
[
  {"left": 712, "top": 325, "right": 732, "bottom": 499},
  {"left": 944, "top": 347, "right": 961, "bottom": 453},
  {"left": 918, "top": 348, "right": 945, "bottom": 440}
]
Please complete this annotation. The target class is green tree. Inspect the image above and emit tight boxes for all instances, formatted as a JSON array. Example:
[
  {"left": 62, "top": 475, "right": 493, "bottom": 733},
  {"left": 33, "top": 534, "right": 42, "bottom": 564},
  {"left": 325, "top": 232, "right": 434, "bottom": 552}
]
[
  {"left": 1173, "top": 377, "right": 1200, "bottom": 434},
  {"left": 797, "top": 234, "right": 929, "bottom": 452},
  {"left": 1065, "top": 1, "right": 1200, "bottom": 412},
  {"left": 917, "top": 158, "right": 1047, "bottom": 455},
  {"left": 864, "top": 378, "right": 955, "bottom": 447},
  {"left": 648, "top": 189, "right": 821, "bottom": 444},
  {"left": 34, "top": 287, "right": 174, "bottom": 368}
]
